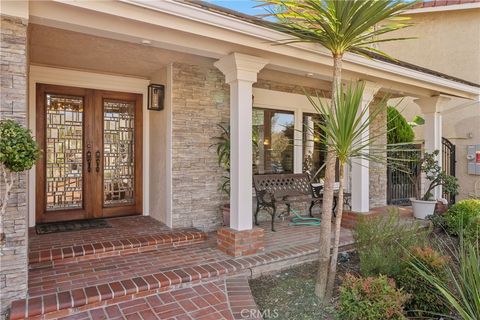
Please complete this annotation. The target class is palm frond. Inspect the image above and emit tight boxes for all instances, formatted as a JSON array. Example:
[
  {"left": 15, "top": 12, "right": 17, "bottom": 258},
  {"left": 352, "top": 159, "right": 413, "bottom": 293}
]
[{"left": 262, "top": 0, "right": 417, "bottom": 58}]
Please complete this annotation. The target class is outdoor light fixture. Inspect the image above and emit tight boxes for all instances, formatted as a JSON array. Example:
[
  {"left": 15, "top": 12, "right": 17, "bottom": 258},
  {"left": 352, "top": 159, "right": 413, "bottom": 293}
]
[{"left": 148, "top": 84, "right": 164, "bottom": 111}]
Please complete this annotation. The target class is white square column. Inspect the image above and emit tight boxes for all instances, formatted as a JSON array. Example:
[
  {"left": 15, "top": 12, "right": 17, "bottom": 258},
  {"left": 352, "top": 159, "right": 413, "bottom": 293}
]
[
  {"left": 414, "top": 96, "right": 450, "bottom": 200},
  {"left": 215, "top": 53, "right": 268, "bottom": 231},
  {"left": 351, "top": 81, "right": 381, "bottom": 213}
]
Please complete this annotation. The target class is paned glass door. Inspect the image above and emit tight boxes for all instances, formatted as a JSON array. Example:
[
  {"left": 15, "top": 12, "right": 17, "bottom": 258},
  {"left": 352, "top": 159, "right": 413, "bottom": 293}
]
[{"left": 36, "top": 84, "right": 142, "bottom": 223}]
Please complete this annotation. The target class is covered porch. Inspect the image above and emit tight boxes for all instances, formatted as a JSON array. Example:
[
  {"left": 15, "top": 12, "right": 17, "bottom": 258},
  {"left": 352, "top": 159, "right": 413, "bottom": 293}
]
[{"left": 2, "top": 0, "right": 479, "bottom": 317}]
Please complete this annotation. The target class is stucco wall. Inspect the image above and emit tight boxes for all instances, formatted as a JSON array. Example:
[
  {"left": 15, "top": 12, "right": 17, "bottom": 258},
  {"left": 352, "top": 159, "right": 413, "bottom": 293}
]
[
  {"left": 379, "top": 9, "right": 480, "bottom": 84},
  {"left": 382, "top": 8, "right": 480, "bottom": 201},
  {"left": 0, "top": 15, "right": 28, "bottom": 319}
]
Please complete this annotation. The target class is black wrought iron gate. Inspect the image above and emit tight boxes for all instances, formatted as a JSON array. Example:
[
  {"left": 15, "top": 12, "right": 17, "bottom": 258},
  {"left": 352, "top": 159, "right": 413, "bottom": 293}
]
[
  {"left": 387, "top": 144, "right": 421, "bottom": 205},
  {"left": 442, "top": 137, "right": 456, "bottom": 204}
]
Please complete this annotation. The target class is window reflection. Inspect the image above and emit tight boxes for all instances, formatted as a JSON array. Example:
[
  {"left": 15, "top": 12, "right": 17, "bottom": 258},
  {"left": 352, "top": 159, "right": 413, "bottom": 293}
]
[{"left": 253, "top": 108, "right": 294, "bottom": 174}]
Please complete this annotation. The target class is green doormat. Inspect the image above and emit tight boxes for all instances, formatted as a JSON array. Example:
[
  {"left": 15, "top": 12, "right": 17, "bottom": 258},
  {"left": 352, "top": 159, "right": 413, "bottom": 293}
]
[{"left": 35, "top": 219, "right": 112, "bottom": 235}]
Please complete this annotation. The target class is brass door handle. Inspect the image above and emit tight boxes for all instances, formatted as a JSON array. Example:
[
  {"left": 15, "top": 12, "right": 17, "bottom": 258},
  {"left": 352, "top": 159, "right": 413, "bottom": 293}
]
[
  {"left": 95, "top": 151, "right": 101, "bottom": 173},
  {"left": 86, "top": 151, "right": 92, "bottom": 172}
]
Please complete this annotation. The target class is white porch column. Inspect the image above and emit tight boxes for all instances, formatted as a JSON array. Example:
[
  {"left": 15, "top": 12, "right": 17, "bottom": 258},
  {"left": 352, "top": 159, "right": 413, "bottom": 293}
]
[
  {"left": 351, "top": 81, "right": 381, "bottom": 213},
  {"left": 214, "top": 53, "right": 268, "bottom": 231},
  {"left": 414, "top": 96, "right": 451, "bottom": 200}
]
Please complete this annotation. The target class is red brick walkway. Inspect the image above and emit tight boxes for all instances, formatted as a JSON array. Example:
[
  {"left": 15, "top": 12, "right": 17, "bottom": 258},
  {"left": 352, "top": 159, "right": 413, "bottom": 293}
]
[
  {"left": 55, "top": 277, "right": 260, "bottom": 320},
  {"left": 11, "top": 216, "right": 355, "bottom": 319}
]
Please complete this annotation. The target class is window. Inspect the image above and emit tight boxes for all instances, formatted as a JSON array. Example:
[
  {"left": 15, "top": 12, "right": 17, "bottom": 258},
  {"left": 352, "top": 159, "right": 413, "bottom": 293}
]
[
  {"left": 253, "top": 108, "right": 294, "bottom": 174},
  {"left": 303, "top": 113, "right": 340, "bottom": 182}
]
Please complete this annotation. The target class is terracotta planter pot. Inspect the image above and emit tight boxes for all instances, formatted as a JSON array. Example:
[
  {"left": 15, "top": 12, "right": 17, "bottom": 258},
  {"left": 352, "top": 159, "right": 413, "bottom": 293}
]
[
  {"left": 221, "top": 203, "right": 230, "bottom": 227},
  {"left": 411, "top": 199, "right": 437, "bottom": 220}
]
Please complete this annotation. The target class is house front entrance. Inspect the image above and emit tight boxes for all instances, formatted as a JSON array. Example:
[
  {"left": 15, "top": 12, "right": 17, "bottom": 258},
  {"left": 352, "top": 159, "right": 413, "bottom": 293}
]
[{"left": 35, "top": 84, "right": 143, "bottom": 223}]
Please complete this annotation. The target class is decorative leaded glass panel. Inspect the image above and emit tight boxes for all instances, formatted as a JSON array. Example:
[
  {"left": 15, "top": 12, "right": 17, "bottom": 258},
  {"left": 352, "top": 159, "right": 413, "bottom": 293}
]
[
  {"left": 103, "top": 100, "right": 135, "bottom": 206},
  {"left": 46, "top": 94, "right": 84, "bottom": 210}
]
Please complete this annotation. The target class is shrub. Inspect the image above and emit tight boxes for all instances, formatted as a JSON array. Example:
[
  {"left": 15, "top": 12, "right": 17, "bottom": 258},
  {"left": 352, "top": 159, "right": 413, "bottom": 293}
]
[
  {"left": 444, "top": 199, "right": 480, "bottom": 242},
  {"left": 338, "top": 274, "right": 409, "bottom": 320},
  {"left": 411, "top": 235, "right": 480, "bottom": 320},
  {"left": 0, "top": 120, "right": 40, "bottom": 172},
  {"left": 354, "top": 208, "right": 428, "bottom": 277},
  {"left": 396, "top": 247, "right": 449, "bottom": 317},
  {"left": 387, "top": 107, "right": 414, "bottom": 145}
]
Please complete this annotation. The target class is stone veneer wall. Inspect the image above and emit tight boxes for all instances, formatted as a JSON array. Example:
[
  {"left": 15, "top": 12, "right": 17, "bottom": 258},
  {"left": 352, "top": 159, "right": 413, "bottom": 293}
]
[
  {"left": 0, "top": 15, "right": 29, "bottom": 319},
  {"left": 170, "top": 64, "right": 330, "bottom": 229},
  {"left": 170, "top": 63, "right": 230, "bottom": 231},
  {"left": 369, "top": 99, "right": 388, "bottom": 208}
]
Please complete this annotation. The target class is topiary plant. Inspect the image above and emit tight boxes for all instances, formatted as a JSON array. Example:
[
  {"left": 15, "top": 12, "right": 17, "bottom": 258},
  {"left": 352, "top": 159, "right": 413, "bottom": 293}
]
[
  {"left": 387, "top": 107, "right": 415, "bottom": 145},
  {"left": 0, "top": 120, "right": 40, "bottom": 247}
]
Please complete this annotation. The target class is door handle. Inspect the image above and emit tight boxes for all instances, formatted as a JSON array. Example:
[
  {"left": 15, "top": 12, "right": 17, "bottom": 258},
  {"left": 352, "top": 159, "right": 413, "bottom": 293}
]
[
  {"left": 95, "top": 151, "right": 101, "bottom": 173},
  {"left": 86, "top": 151, "right": 92, "bottom": 172}
]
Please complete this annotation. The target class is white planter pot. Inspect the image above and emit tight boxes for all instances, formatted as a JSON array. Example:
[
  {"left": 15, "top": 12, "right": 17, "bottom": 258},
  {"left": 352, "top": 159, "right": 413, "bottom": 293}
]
[{"left": 411, "top": 199, "right": 436, "bottom": 220}]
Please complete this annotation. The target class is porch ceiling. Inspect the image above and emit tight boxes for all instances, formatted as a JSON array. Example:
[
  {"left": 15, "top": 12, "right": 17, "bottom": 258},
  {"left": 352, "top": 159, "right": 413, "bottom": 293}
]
[{"left": 29, "top": 24, "right": 214, "bottom": 78}]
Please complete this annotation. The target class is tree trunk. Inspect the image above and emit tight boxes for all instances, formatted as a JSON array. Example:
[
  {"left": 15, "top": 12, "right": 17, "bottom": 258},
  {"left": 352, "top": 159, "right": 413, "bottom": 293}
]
[
  {"left": 325, "top": 165, "right": 345, "bottom": 299},
  {"left": 315, "top": 54, "right": 342, "bottom": 300},
  {"left": 0, "top": 164, "right": 14, "bottom": 246}
]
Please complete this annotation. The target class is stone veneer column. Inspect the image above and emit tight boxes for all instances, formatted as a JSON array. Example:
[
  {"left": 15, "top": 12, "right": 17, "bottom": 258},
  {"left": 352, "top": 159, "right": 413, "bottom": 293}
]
[
  {"left": 351, "top": 81, "right": 381, "bottom": 213},
  {"left": 369, "top": 98, "right": 388, "bottom": 208},
  {"left": 214, "top": 53, "right": 267, "bottom": 257},
  {"left": 0, "top": 7, "right": 29, "bottom": 319}
]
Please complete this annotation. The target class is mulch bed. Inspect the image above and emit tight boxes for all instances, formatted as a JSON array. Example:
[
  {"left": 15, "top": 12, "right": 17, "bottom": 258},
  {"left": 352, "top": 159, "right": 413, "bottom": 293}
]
[{"left": 249, "top": 252, "right": 359, "bottom": 320}]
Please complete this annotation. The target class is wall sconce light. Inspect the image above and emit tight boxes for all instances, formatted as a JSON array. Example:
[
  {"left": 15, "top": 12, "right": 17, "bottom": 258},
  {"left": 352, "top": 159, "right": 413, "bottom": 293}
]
[
  {"left": 148, "top": 84, "right": 165, "bottom": 111},
  {"left": 263, "top": 138, "right": 270, "bottom": 145}
]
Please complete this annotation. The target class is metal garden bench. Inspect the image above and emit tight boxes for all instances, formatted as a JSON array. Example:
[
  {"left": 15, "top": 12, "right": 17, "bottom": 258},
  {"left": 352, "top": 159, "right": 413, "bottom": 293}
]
[{"left": 253, "top": 173, "right": 322, "bottom": 231}]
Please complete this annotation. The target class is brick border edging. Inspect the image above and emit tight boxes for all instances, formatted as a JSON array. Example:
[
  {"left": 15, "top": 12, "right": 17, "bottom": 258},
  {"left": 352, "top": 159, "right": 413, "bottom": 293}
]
[
  {"left": 28, "top": 230, "right": 207, "bottom": 266},
  {"left": 11, "top": 239, "right": 354, "bottom": 319},
  {"left": 226, "top": 276, "right": 262, "bottom": 320}
]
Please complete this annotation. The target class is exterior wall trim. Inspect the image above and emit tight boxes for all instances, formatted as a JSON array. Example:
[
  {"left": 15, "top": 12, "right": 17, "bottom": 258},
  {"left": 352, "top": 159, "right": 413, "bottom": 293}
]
[
  {"left": 28, "top": 65, "right": 150, "bottom": 227},
  {"left": 37, "top": 0, "right": 480, "bottom": 98},
  {"left": 404, "top": 3, "right": 480, "bottom": 14},
  {"left": 123, "top": 0, "right": 479, "bottom": 97}
]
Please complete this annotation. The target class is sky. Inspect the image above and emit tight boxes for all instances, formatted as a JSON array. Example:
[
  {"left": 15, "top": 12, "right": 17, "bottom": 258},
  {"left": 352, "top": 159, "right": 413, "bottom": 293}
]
[{"left": 205, "top": 0, "right": 265, "bottom": 16}]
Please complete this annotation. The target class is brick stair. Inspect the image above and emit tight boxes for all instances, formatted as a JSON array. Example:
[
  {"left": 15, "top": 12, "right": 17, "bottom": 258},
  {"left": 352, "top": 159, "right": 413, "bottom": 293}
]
[
  {"left": 10, "top": 238, "right": 353, "bottom": 319},
  {"left": 28, "top": 230, "right": 207, "bottom": 268}
]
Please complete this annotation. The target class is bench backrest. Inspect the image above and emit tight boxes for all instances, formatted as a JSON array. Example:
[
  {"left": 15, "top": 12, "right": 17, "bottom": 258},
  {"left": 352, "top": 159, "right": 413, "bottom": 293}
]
[{"left": 253, "top": 173, "right": 312, "bottom": 198}]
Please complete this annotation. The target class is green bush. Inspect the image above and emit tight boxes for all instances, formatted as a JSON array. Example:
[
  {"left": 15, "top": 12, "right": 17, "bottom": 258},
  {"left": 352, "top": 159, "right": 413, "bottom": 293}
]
[
  {"left": 338, "top": 274, "right": 409, "bottom": 320},
  {"left": 354, "top": 209, "right": 428, "bottom": 277},
  {"left": 0, "top": 120, "right": 40, "bottom": 172},
  {"left": 387, "top": 107, "right": 414, "bottom": 145},
  {"left": 444, "top": 199, "right": 480, "bottom": 242},
  {"left": 411, "top": 235, "right": 480, "bottom": 320},
  {"left": 396, "top": 247, "right": 449, "bottom": 317}
]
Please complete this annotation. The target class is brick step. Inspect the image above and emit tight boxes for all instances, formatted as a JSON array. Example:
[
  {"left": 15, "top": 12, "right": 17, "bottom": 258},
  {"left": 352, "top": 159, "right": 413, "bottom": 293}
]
[
  {"left": 12, "top": 240, "right": 354, "bottom": 319},
  {"left": 28, "top": 230, "right": 207, "bottom": 268}
]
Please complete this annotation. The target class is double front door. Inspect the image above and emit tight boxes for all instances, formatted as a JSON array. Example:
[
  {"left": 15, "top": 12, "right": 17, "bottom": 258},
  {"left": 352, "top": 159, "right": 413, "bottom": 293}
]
[{"left": 36, "top": 84, "right": 143, "bottom": 223}]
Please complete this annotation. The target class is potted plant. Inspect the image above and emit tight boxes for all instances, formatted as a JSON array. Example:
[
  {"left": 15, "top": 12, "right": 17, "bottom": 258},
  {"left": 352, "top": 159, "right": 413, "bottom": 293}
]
[
  {"left": 0, "top": 120, "right": 40, "bottom": 248},
  {"left": 211, "top": 124, "right": 231, "bottom": 226},
  {"left": 211, "top": 124, "right": 258, "bottom": 227},
  {"left": 409, "top": 150, "right": 458, "bottom": 219}
]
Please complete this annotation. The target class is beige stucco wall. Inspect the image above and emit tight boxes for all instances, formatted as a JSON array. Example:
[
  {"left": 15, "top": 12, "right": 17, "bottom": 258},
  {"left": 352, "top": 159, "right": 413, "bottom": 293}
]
[
  {"left": 380, "top": 9, "right": 480, "bottom": 84},
  {"left": 381, "top": 8, "right": 480, "bottom": 200}
]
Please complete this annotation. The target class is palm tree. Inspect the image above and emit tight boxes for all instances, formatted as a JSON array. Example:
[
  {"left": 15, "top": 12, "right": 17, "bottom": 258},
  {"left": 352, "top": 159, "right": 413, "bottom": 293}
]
[
  {"left": 264, "top": 0, "right": 415, "bottom": 300},
  {"left": 307, "top": 82, "right": 388, "bottom": 299}
]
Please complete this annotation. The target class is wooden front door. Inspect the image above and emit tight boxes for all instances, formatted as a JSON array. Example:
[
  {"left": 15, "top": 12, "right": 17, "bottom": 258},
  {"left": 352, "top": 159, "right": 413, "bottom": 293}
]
[{"left": 36, "top": 84, "right": 143, "bottom": 223}]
